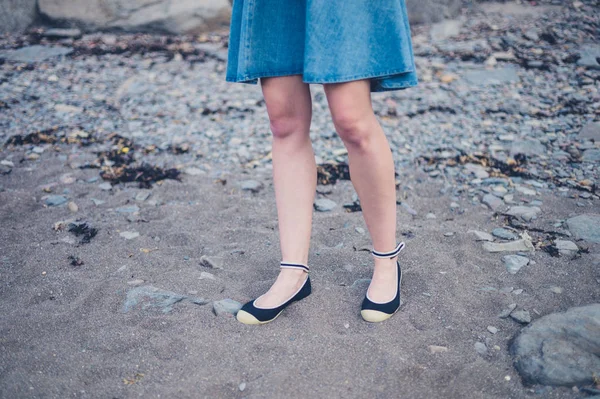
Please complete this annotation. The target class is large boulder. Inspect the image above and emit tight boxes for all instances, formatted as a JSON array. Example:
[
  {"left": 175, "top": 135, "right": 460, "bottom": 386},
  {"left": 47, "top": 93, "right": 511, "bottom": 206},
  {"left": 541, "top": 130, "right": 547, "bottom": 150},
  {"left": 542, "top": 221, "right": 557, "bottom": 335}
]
[
  {"left": 510, "top": 304, "right": 600, "bottom": 387},
  {"left": 0, "top": 0, "right": 37, "bottom": 33},
  {"left": 38, "top": 0, "right": 231, "bottom": 34}
]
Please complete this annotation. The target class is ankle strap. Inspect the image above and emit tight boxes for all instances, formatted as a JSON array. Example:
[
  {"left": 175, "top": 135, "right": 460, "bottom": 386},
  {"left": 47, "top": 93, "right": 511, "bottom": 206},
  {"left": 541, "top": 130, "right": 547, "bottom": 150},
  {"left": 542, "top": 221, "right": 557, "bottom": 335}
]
[
  {"left": 280, "top": 261, "right": 309, "bottom": 273},
  {"left": 371, "top": 242, "right": 405, "bottom": 259}
]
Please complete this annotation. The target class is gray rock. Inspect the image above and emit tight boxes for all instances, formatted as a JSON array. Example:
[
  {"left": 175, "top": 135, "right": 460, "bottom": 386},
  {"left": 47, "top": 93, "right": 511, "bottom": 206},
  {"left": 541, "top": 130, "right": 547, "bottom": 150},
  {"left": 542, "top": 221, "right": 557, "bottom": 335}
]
[
  {"left": 43, "top": 28, "right": 82, "bottom": 38},
  {"left": 579, "top": 122, "right": 600, "bottom": 141},
  {"left": 483, "top": 239, "right": 534, "bottom": 253},
  {"left": 351, "top": 278, "right": 372, "bottom": 290},
  {"left": 44, "top": 195, "right": 68, "bottom": 207},
  {"left": 400, "top": 202, "right": 418, "bottom": 215},
  {"left": 482, "top": 193, "right": 504, "bottom": 211},
  {"left": 425, "top": 212, "right": 437, "bottom": 219},
  {"left": 474, "top": 342, "right": 488, "bottom": 356},
  {"left": 505, "top": 206, "right": 541, "bottom": 222},
  {"left": 98, "top": 182, "right": 112, "bottom": 191},
  {"left": 200, "top": 255, "right": 224, "bottom": 269},
  {"left": 487, "top": 326, "right": 498, "bottom": 334},
  {"left": 468, "top": 230, "right": 494, "bottom": 242},
  {"left": 510, "top": 310, "right": 531, "bottom": 324},
  {"left": 184, "top": 167, "right": 205, "bottom": 176},
  {"left": 314, "top": 198, "right": 337, "bottom": 212},
  {"left": 135, "top": 190, "right": 152, "bottom": 201},
  {"left": 510, "top": 140, "right": 546, "bottom": 157},
  {"left": 503, "top": 255, "right": 529, "bottom": 274},
  {"left": 577, "top": 44, "right": 600, "bottom": 70},
  {"left": 213, "top": 299, "right": 242, "bottom": 316},
  {"left": 430, "top": 19, "right": 462, "bottom": 41},
  {"left": 463, "top": 67, "right": 520, "bottom": 85},
  {"left": 240, "top": 179, "right": 263, "bottom": 193},
  {"left": 498, "top": 303, "right": 517, "bottom": 318},
  {"left": 566, "top": 214, "right": 600, "bottom": 243},
  {"left": 0, "top": 0, "right": 37, "bottom": 33},
  {"left": 0, "top": 45, "right": 73, "bottom": 63},
  {"left": 115, "top": 205, "right": 140, "bottom": 213},
  {"left": 492, "top": 228, "right": 518, "bottom": 240},
  {"left": 510, "top": 304, "right": 600, "bottom": 386},
  {"left": 554, "top": 240, "right": 578, "bottom": 258},
  {"left": 38, "top": 0, "right": 232, "bottom": 34},
  {"left": 120, "top": 231, "right": 140, "bottom": 240},
  {"left": 582, "top": 149, "right": 600, "bottom": 162},
  {"left": 123, "top": 285, "right": 207, "bottom": 313}
]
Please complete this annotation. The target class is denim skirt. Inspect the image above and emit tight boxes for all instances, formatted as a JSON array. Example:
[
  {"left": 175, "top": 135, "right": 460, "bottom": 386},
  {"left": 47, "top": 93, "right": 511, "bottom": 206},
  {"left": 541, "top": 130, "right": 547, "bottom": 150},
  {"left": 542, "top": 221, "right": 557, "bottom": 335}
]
[{"left": 225, "top": 0, "right": 418, "bottom": 92}]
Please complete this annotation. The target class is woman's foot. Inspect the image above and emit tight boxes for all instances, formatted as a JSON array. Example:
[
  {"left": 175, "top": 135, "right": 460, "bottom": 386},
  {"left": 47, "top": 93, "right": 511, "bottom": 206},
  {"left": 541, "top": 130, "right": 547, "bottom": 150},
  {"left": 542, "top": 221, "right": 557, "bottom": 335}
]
[
  {"left": 366, "top": 257, "right": 399, "bottom": 303},
  {"left": 254, "top": 268, "right": 308, "bottom": 308}
]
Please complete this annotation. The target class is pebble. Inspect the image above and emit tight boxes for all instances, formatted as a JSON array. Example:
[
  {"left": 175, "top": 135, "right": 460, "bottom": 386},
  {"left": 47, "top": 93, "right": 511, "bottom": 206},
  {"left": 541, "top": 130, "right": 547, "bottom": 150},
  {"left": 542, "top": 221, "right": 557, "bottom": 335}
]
[
  {"left": 44, "top": 195, "right": 68, "bottom": 206},
  {"left": 503, "top": 255, "right": 529, "bottom": 274},
  {"left": 98, "top": 182, "right": 113, "bottom": 191},
  {"left": 240, "top": 179, "right": 263, "bottom": 193},
  {"left": 444, "top": 232, "right": 455, "bottom": 237},
  {"left": 474, "top": 342, "right": 488, "bottom": 356},
  {"left": 510, "top": 310, "right": 532, "bottom": 324},
  {"left": 428, "top": 345, "right": 448, "bottom": 354},
  {"left": 487, "top": 326, "right": 498, "bottom": 334},
  {"left": 482, "top": 194, "right": 503, "bottom": 211},
  {"left": 212, "top": 299, "right": 242, "bottom": 316},
  {"left": 199, "top": 271, "right": 216, "bottom": 280},
  {"left": 425, "top": 213, "right": 437, "bottom": 219},
  {"left": 314, "top": 198, "right": 337, "bottom": 212},
  {"left": 554, "top": 240, "right": 579, "bottom": 258},
  {"left": 492, "top": 228, "right": 517, "bottom": 241},
  {"left": 468, "top": 230, "right": 494, "bottom": 242},
  {"left": 200, "top": 255, "right": 224, "bottom": 269},
  {"left": 135, "top": 191, "right": 152, "bottom": 201},
  {"left": 120, "top": 231, "right": 140, "bottom": 239},
  {"left": 549, "top": 286, "right": 563, "bottom": 294},
  {"left": 505, "top": 206, "right": 542, "bottom": 222},
  {"left": 91, "top": 198, "right": 105, "bottom": 206},
  {"left": 498, "top": 303, "right": 517, "bottom": 319},
  {"left": 239, "top": 382, "right": 246, "bottom": 392},
  {"left": 116, "top": 205, "right": 140, "bottom": 213},
  {"left": 483, "top": 239, "right": 534, "bottom": 253},
  {"left": 67, "top": 201, "right": 79, "bottom": 212}
]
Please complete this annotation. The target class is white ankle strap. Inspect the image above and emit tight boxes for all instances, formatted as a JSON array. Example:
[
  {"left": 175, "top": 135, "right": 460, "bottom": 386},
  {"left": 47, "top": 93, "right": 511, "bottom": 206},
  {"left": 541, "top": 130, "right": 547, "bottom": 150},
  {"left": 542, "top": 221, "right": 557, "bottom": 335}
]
[
  {"left": 371, "top": 242, "right": 405, "bottom": 259},
  {"left": 280, "top": 261, "right": 309, "bottom": 273}
]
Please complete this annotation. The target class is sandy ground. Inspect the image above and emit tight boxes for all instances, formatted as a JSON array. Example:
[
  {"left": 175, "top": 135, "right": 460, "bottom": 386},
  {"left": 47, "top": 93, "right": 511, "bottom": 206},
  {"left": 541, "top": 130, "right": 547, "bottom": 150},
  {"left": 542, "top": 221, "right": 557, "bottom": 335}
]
[{"left": 0, "top": 147, "right": 598, "bottom": 398}]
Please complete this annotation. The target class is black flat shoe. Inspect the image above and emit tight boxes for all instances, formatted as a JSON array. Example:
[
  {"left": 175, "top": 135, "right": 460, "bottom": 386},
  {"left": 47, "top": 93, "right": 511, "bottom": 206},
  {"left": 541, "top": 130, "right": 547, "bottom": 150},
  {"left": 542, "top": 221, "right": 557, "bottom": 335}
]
[
  {"left": 236, "top": 261, "right": 311, "bottom": 325},
  {"left": 360, "top": 242, "right": 405, "bottom": 323}
]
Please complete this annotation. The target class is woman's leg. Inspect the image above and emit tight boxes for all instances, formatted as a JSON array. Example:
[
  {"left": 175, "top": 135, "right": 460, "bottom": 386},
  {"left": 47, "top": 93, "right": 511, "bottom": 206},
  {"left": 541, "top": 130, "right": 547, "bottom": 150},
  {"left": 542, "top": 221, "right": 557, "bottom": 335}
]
[
  {"left": 254, "top": 75, "right": 316, "bottom": 308},
  {"left": 323, "top": 80, "right": 399, "bottom": 303}
]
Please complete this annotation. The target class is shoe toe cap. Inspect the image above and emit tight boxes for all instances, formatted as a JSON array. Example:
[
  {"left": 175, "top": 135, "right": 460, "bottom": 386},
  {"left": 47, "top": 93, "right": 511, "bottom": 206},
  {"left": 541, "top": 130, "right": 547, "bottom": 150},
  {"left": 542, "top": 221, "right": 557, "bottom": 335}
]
[
  {"left": 236, "top": 310, "right": 263, "bottom": 325},
  {"left": 360, "top": 309, "right": 393, "bottom": 323}
]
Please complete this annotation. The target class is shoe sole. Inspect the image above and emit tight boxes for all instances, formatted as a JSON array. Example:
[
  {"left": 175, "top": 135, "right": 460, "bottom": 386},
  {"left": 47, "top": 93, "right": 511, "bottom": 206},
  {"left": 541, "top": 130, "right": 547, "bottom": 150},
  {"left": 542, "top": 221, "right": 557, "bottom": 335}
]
[{"left": 236, "top": 309, "right": 285, "bottom": 325}]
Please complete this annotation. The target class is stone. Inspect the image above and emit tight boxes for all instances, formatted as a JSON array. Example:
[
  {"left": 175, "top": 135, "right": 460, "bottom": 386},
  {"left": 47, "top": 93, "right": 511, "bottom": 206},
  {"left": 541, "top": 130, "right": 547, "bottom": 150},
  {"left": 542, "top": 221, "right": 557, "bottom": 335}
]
[
  {"left": 115, "top": 205, "right": 140, "bottom": 213},
  {"left": 135, "top": 190, "right": 152, "bottom": 201},
  {"left": 0, "top": 45, "right": 73, "bottom": 63},
  {"left": 468, "top": 230, "right": 494, "bottom": 242},
  {"left": 430, "top": 19, "right": 462, "bottom": 41},
  {"left": 510, "top": 140, "right": 546, "bottom": 157},
  {"left": 487, "top": 326, "right": 498, "bottom": 334},
  {"left": 498, "top": 303, "right": 517, "bottom": 318},
  {"left": 400, "top": 202, "right": 418, "bottom": 215},
  {"left": 212, "top": 299, "right": 242, "bottom": 316},
  {"left": 200, "top": 255, "right": 224, "bottom": 269},
  {"left": 474, "top": 342, "right": 488, "bottom": 356},
  {"left": 503, "top": 255, "right": 529, "bottom": 274},
  {"left": 0, "top": 0, "right": 37, "bottom": 33},
  {"left": 351, "top": 278, "right": 372, "bottom": 290},
  {"left": 120, "top": 231, "right": 140, "bottom": 240},
  {"left": 554, "top": 240, "right": 579, "bottom": 258},
  {"left": 578, "top": 122, "right": 600, "bottom": 141},
  {"left": 428, "top": 345, "right": 449, "bottom": 354},
  {"left": 582, "top": 149, "right": 600, "bottom": 162},
  {"left": 67, "top": 201, "right": 78, "bottom": 213},
  {"left": 314, "top": 198, "right": 337, "bottom": 212},
  {"left": 482, "top": 193, "right": 504, "bottom": 211},
  {"left": 505, "top": 206, "right": 542, "bottom": 222},
  {"left": 566, "top": 214, "right": 600, "bottom": 243},
  {"left": 123, "top": 285, "right": 207, "bottom": 313},
  {"left": 511, "top": 310, "right": 531, "bottom": 324},
  {"left": 515, "top": 185, "right": 537, "bottom": 196},
  {"left": 425, "top": 212, "right": 437, "bottom": 219},
  {"left": 240, "top": 179, "right": 263, "bottom": 193},
  {"left": 44, "top": 195, "right": 68, "bottom": 207},
  {"left": 510, "top": 304, "right": 600, "bottom": 386},
  {"left": 577, "top": 44, "right": 600, "bottom": 70},
  {"left": 184, "top": 167, "right": 206, "bottom": 176},
  {"left": 463, "top": 67, "right": 520, "bottom": 85},
  {"left": 199, "top": 271, "right": 216, "bottom": 280},
  {"left": 98, "top": 182, "right": 112, "bottom": 191},
  {"left": 38, "top": 0, "right": 232, "bottom": 35},
  {"left": 43, "top": 28, "right": 82, "bottom": 39},
  {"left": 483, "top": 239, "right": 534, "bottom": 253},
  {"left": 492, "top": 228, "right": 518, "bottom": 240}
]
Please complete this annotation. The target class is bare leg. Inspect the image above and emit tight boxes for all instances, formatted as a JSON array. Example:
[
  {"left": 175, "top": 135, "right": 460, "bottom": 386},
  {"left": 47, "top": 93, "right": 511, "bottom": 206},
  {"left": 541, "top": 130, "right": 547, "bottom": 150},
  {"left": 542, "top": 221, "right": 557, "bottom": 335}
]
[
  {"left": 323, "top": 80, "right": 399, "bottom": 302},
  {"left": 254, "top": 75, "right": 316, "bottom": 308}
]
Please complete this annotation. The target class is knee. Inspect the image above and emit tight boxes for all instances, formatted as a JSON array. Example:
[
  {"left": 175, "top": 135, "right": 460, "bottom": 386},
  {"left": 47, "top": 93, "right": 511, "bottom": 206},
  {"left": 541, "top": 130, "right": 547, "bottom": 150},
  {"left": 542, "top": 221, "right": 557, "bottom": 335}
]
[
  {"left": 267, "top": 107, "right": 308, "bottom": 140},
  {"left": 331, "top": 111, "right": 372, "bottom": 149}
]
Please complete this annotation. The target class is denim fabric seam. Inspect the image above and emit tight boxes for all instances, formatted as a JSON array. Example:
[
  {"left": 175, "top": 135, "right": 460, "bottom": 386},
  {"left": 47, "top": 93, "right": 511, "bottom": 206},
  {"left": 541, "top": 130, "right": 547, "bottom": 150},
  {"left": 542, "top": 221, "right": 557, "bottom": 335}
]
[
  {"left": 243, "top": 0, "right": 255, "bottom": 72},
  {"left": 303, "top": 66, "right": 416, "bottom": 84},
  {"left": 228, "top": 69, "right": 305, "bottom": 82}
]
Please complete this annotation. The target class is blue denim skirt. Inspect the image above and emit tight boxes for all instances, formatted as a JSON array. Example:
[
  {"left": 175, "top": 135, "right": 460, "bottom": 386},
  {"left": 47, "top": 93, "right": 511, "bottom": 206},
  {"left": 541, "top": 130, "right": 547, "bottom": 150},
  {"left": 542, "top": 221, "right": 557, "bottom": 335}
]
[{"left": 225, "top": 0, "right": 418, "bottom": 92}]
